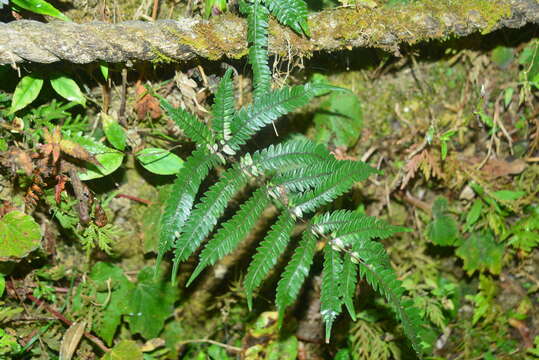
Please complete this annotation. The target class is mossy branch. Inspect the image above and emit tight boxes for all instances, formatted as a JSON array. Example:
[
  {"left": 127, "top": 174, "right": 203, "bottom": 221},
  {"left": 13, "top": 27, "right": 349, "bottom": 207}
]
[{"left": 1, "top": 0, "right": 537, "bottom": 65}]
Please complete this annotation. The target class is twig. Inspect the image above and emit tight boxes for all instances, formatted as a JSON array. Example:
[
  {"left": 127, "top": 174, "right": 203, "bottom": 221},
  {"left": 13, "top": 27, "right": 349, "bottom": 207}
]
[{"left": 115, "top": 193, "right": 152, "bottom": 205}]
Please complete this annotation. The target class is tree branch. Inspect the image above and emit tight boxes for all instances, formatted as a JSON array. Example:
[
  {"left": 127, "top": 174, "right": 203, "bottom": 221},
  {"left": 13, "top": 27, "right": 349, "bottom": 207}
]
[{"left": 0, "top": 0, "right": 537, "bottom": 65}]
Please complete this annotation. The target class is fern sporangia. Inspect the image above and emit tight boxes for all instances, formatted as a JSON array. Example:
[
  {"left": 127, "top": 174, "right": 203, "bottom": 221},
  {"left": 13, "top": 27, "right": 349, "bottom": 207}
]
[{"left": 157, "top": 0, "right": 427, "bottom": 356}]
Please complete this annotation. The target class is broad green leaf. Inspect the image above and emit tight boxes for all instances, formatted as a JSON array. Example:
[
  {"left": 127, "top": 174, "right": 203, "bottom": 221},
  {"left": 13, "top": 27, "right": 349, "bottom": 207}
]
[
  {"left": 69, "top": 136, "right": 124, "bottom": 180},
  {"left": 72, "top": 262, "right": 135, "bottom": 346},
  {"left": 11, "top": 0, "right": 71, "bottom": 21},
  {"left": 101, "top": 113, "right": 126, "bottom": 151},
  {"left": 0, "top": 211, "right": 42, "bottom": 261},
  {"left": 508, "top": 206, "right": 539, "bottom": 252},
  {"left": 427, "top": 197, "right": 458, "bottom": 246},
  {"left": 491, "top": 46, "right": 513, "bottom": 69},
  {"left": 10, "top": 75, "right": 43, "bottom": 114},
  {"left": 136, "top": 148, "right": 184, "bottom": 175},
  {"left": 204, "top": 0, "right": 227, "bottom": 18},
  {"left": 50, "top": 75, "right": 86, "bottom": 106},
  {"left": 465, "top": 199, "right": 483, "bottom": 230},
  {"left": 100, "top": 63, "right": 109, "bottom": 81},
  {"left": 456, "top": 231, "right": 504, "bottom": 275},
  {"left": 126, "top": 267, "right": 179, "bottom": 339},
  {"left": 101, "top": 340, "right": 142, "bottom": 360},
  {"left": 266, "top": 335, "right": 298, "bottom": 360},
  {"left": 519, "top": 41, "right": 539, "bottom": 84},
  {"left": 313, "top": 92, "right": 363, "bottom": 148},
  {"left": 492, "top": 190, "right": 526, "bottom": 202}
]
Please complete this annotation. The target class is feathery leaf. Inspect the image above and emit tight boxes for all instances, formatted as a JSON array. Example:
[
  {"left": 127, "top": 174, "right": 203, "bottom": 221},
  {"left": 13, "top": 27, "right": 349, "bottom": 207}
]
[
  {"left": 160, "top": 98, "right": 214, "bottom": 146},
  {"left": 243, "top": 0, "right": 271, "bottom": 101},
  {"left": 271, "top": 157, "right": 345, "bottom": 193},
  {"left": 187, "top": 188, "right": 270, "bottom": 286},
  {"left": 340, "top": 253, "right": 358, "bottom": 321},
  {"left": 244, "top": 212, "right": 295, "bottom": 309},
  {"left": 275, "top": 231, "right": 316, "bottom": 325},
  {"left": 265, "top": 0, "right": 309, "bottom": 35},
  {"left": 170, "top": 165, "right": 249, "bottom": 282},
  {"left": 228, "top": 84, "right": 337, "bottom": 151},
  {"left": 211, "top": 68, "right": 235, "bottom": 142},
  {"left": 321, "top": 244, "right": 343, "bottom": 343},
  {"left": 289, "top": 161, "right": 378, "bottom": 218},
  {"left": 156, "top": 149, "right": 219, "bottom": 272}
]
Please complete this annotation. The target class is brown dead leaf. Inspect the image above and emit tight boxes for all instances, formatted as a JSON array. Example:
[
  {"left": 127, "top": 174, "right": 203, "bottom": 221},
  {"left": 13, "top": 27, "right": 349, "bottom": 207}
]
[
  {"left": 461, "top": 156, "right": 526, "bottom": 179},
  {"left": 11, "top": 148, "right": 34, "bottom": 176},
  {"left": 135, "top": 81, "right": 162, "bottom": 120},
  {"left": 59, "top": 321, "right": 86, "bottom": 360},
  {"left": 59, "top": 139, "right": 101, "bottom": 167}
]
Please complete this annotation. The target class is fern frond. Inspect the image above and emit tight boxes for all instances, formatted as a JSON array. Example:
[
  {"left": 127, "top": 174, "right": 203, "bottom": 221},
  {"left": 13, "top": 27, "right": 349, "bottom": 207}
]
[
  {"left": 265, "top": 0, "right": 309, "bottom": 35},
  {"left": 275, "top": 230, "right": 316, "bottom": 325},
  {"left": 313, "top": 210, "right": 408, "bottom": 247},
  {"left": 244, "top": 212, "right": 295, "bottom": 309},
  {"left": 170, "top": 165, "right": 249, "bottom": 281},
  {"left": 321, "top": 244, "right": 343, "bottom": 343},
  {"left": 354, "top": 240, "right": 425, "bottom": 357},
  {"left": 160, "top": 98, "right": 214, "bottom": 146},
  {"left": 252, "top": 139, "right": 332, "bottom": 173},
  {"left": 243, "top": 0, "right": 271, "bottom": 101},
  {"left": 289, "top": 161, "right": 378, "bottom": 218},
  {"left": 340, "top": 253, "right": 358, "bottom": 321},
  {"left": 187, "top": 188, "right": 270, "bottom": 286},
  {"left": 228, "top": 83, "right": 337, "bottom": 151},
  {"left": 271, "top": 158, "right": 345, "bottom": 193},
  {"left": 156, "top": 148, "right": 219, "bottom": 272},
  {"left": 211, "top": 68, "right": 235, "bottom": 142}
]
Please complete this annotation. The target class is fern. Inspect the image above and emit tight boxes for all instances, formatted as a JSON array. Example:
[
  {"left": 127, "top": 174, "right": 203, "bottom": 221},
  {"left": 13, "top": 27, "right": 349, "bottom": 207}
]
[
  {"left": 170, "top": 165, "right": 249, "bottom": 281},
  {"left": 187, "top": 187, "right": 270, "bottom": 285},
  {"left": 264, "top": 0, "right": 309, "bottom": 35},
  {"left": 321, "top": 244, "right": 344, "bottom": 342},
  {"left": 244, "top": 212, "right": 295, "bottom": 309},
  {"left": 242, "top": 0, "right": 271, "bottom": 101},
  {"left": 228, "top": 83, "right": 339, "bottom": 151},
  {"left": 157, "top": 148, "right": 219, "bottom": 270},
  {"left": 155, "top": 0, "right": 427, "bottom": 356},
  {"left": 160, "top": 98, "right": 214, "bottom": 147},
  {"left": 211, "top": 68, "right": 235, "bottom": 142},
  {"left": 275, "top": 230, "right": 317, "bottom": 323}
]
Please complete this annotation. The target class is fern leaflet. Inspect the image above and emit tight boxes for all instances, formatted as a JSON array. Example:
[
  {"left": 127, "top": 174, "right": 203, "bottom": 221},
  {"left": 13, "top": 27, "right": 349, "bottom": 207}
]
[
  {"left": 321, "top": 244, "right": 343, "bottom": 342},
  {"left": 265, "top": 0, "right": 309, "bottom": 35},
  {"left": 170, "top": 165, "right": 249, "bottom": 281},
  {"left": 275, "top": 230, "right": 316, "bottom": 325},
  {"left": 289, "top": 161, "right": 378, "bottom": 217},
  {"left": 243, "top": 0, "right": 271, "bottom": 101},
  {"left": 354, "top": 240, "right": 425, "bottom": 357},
  {"left": 211, "top": 68, "right": 235, "bottom": 142},
  {"left": 271, "top": 158, "right": 346, "bottom": 193},
  {"left": 157, "top": 148, "right": 219, "bottom": 271},
  {"left": 340, "top": 253, "right": 358, "bottom": 321},
  {"left": 228, "top": 83, "right": 338, "bottom": 151},
  {"left": 160, "top": 98, "right": 214, "bottom": 147},
  {"left": 244, "top": 211, "right": 295, "bottom": 309},
  {"left": 187, "top": 188, "right": 270, "bottom": 286}
]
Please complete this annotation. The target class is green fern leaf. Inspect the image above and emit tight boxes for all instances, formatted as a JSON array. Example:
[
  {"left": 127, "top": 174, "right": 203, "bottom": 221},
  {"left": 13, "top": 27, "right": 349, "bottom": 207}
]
[
  {"left": 187, "top": 188, "right": 270, "bottom": 286},
  {"left": 244, "top": 212, "right": 295, "bottom": 309},
  {"left": 265, "top": 0, "right": 309, "bottom": 35},
  {"left": 340, "top": 253, "right": 358, "bottom": 321},
  {"left": 271, "top": 158, "right": 345, "bottom": 193},
  {"left": 243, "top": 0, "right": 271, "bottom": 101},
  {"left": 170, "top": 165, "right": 249, "bottom": 281},
  {"left": 228, "top": 84, "right": 337, "bottom": 151},
  {"left": 211, "top": 68, "right": 235, "bottom": 142},
  {"left": 253, "top": 139, "right": 331, "bottom": 173},
  {"left": 275, "top": 231, "right": 316, "bottom": 325},
  {"left": 355, "top": 240, "right": 425, "bottom": 357},
  {"left": 156, "top": 148, "right": 219, "bottom": 272},
  {"left": 321, "top": 244, "right": 343, "bottom": 343},
  {"left": 289, "top": 161, "right": 378, "bottom": 217},
  {"left": 160, "top": 98, "right": 214, "bottom": 147}
]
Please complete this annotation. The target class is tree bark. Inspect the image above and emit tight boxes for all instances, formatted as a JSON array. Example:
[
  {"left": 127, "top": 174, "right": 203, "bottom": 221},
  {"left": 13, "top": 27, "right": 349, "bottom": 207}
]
[{"left": 0, "top": 0, "right": 537, "bottom": 65}]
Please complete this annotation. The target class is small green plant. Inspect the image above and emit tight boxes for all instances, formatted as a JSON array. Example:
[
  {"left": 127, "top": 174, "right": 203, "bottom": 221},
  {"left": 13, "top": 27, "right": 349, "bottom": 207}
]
[
  {"left": 6, "top": 0, "right": 71, "bottom": 21},
  {"left": 156, "top": 0, "right": 426, "bottom": 355}
]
